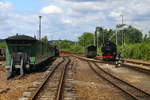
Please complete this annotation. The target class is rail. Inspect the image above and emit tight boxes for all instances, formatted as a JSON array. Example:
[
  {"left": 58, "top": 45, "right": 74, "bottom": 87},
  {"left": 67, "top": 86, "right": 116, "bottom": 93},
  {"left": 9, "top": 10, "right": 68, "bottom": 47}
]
[
  {"left": 29, "top": 57, "right": 66, "bottom": 100},
  {"left": 87, "top": 61, "right": 150, "bottom": 100}
]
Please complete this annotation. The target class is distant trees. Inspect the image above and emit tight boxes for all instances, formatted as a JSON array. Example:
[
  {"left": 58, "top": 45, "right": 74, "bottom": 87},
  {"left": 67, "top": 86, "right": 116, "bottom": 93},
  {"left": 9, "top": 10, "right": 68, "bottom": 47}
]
[
  {"left": 95, "top": 27, "right": 115, "bottom": 46},
  {"left": 94, "top": 24, "right": 143, "bottom": 46},
  {"left": 143, "top": 31, "right": 150, "bottom": 42},
  {"left": 56, "top": 40, "right": 84, "bottom": 53},
  {"left": 78, "top": 32, "right": 94, "bottom": 47},
  {"left": 41, "top": 36, "right": 48, "bottom": 42},
  {"left": 123, "top": 43, "right": 150, "bottom": 60},
  {"left": 62, "top": 24, "right": 149, "bottom": 60},
  {"left": 23, "top": 25, "right": 150, "bottom": 60},
  {"left": 118, "top": 25, "right": 143, "bottom": 44},
  {"left": 0, "top": 42, "right": 6, "bottom": 48},
  {"left": 58, "top": 40, "right": 73, "bottom": 50}
]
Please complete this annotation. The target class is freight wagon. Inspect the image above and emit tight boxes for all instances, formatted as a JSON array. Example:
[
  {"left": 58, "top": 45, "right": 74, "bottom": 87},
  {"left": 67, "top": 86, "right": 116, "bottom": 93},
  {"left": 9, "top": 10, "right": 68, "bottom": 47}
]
[{"left": 5, "top": 34, "right": 58, "bottom": 79}]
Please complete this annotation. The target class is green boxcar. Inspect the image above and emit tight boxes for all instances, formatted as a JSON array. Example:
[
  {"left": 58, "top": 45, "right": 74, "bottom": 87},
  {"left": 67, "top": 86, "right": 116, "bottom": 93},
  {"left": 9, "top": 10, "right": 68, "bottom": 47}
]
[{"left": 5, "top": 35, "right": 56, "bottom": 79}]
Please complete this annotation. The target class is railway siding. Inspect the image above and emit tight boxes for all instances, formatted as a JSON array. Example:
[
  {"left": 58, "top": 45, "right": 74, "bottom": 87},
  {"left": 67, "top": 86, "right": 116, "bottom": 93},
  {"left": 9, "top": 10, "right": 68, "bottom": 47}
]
[
  {"left": 74, "top": 57, "right": 150, "bottom": 100},
  {"left": 73, "top": 57, "right": 126, "bottom": 100},
  {"left": 17, "top": 56, "right": 150, "bottom": 100},
  {"left": 90, "top": 62, "right": 150, "bottom": 100},
  {"left": 19, "top": 56, "right": 76, "bottom": 100},
  {"left": 126, "top": 59, "right": 150, "bottom": 67},
  {"left": 61, "top": 57, "right": 76, "bottom": 100},
  {"left": 18, "top": 57, "right": 64, "bottom": 100},
  {"left": 74, "top": 55, "right": 150, "bottom": 74}
]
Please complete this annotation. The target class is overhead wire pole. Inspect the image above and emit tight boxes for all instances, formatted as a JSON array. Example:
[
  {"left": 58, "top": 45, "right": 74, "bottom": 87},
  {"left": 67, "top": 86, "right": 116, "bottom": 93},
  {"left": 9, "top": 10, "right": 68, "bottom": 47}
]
[
  {"left": 121, "top": 15, "right": 123, "bottom": 25},
  {"left": 39, "top": 16, "right": 42, "bottom": 40},
  {"left": 120, "top": 14, "right": 124, "bottom": 59},
  {"left": 94, "top": 30, "right": 96, "bottom": 46},
  {"left": 96, "top": 28, "right": 99, "bottom": 48},
  {"left": 116, "top": 29, "right": 118, "bottom": 46},
  {"left": 94, "top": 28, "right": 97, "bottom": 55},
  {"left": 102, "top": 28, "right": 104, "bottom": 45}
]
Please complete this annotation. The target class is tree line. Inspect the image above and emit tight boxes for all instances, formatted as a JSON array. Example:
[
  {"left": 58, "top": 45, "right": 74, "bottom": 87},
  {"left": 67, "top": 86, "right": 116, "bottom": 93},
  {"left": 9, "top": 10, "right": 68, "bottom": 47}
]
[
  {"left": 0, "top": 25, "right": 149, "bottom": 60},
  {"left": 58, "top": 24, "right": 150, "bottom": 60}
]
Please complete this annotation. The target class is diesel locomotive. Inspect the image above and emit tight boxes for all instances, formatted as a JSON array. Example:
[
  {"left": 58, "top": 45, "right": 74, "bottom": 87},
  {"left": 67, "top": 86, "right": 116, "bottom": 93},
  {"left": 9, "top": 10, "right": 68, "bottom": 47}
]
[
  {"left": 101, "top": 40, "right": 117, "bottom": 61},
  {"left": 5, "top": 34, "right": 59, "bottom": 79}
]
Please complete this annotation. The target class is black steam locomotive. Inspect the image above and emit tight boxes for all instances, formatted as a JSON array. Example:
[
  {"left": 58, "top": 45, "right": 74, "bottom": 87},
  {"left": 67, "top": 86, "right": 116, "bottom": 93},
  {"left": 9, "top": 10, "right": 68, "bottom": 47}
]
[{"left": 101, "top": 41, "right": 117, "bottom": 61}]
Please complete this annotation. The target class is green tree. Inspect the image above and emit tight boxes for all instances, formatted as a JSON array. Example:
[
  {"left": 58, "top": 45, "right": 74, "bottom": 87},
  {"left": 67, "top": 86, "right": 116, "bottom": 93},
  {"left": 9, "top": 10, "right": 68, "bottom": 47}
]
[
  {"left": 41, "top": 36, "right": 48, "bottom": 42},
  {"left": 58, "top": 40, "right": 73, "bottom": 50},
  {"left": 116, "top": 25, "right": 143, "bottom": 45},
  {"left": 95, "top": 27, "right": 115, "bottom": 46},
  {"left": 78, "top": 32, "right": 94, "bottom": 47},
  {"left": 143, "top": 31, "right": 150, "bottom": 42},
  {"left": 0, "top": 42, "right": 6, "bottom": 48}
]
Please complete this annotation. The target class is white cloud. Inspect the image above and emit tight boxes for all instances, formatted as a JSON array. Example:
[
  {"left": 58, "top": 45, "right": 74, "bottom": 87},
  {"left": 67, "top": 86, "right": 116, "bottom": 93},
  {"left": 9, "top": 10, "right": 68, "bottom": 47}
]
[
  {"left": 70, "top": 2, "right": 104, "bottom": 11},
  {"left": 1, "top": 0, "right": 150, "bottom": 40},
  {"left": 0, "top": 2, "right": 11, "bottom": 9},
  {"left": 62, "top": 18, "right": 72, "bottom": 24},
  {"left": 40, "top": 5, "right": 63, "bottom": 14},
  {"left": 0, "top": 1, "right": 13, "bottom": 12},
  {"left": 109, "top": 11, "right": 122, "bottom": 17}
]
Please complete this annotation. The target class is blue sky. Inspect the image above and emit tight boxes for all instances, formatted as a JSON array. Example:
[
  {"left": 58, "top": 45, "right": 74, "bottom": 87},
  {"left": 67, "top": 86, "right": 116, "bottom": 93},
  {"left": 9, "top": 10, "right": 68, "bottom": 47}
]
[{"left": 0, "top": 0, "right": 150, "bottom": 41}]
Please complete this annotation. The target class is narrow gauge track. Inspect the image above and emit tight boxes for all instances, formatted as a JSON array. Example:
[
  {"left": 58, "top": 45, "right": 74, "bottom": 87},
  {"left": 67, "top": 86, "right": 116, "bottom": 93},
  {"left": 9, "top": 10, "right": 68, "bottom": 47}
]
[
  {"left": 87, "top": 61, "right": 150, "bottom": 100},
  {"left": 122, "top": 63, "right": 150, "bottom": 75},
  {"left": 28, "top": 57, "right": 70, "bottom": 100},
  {"left": 126, "top": 59, "right": 150, "bottom": 67},
  {"left": 82, "top": 56, "right": 150, "bottom": 75}
]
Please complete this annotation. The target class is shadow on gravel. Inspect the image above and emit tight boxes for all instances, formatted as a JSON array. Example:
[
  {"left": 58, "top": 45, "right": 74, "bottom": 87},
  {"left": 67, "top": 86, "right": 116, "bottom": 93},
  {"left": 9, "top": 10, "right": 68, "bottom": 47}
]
[{"left": 27, "top": 57, "right": 57, "bottom": 74}]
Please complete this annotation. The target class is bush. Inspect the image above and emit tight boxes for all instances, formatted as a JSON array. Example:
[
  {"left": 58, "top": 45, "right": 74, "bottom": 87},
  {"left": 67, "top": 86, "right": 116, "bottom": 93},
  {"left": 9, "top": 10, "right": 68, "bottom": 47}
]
[
  {"left": 119, "top": 43, "right": 150, "bottom": 61},
  {"left": 69, "top": 45, "right": 84, "bottom": 53},
  {"left": 0, "top": 42, "right": 6, "bottom": 48}
]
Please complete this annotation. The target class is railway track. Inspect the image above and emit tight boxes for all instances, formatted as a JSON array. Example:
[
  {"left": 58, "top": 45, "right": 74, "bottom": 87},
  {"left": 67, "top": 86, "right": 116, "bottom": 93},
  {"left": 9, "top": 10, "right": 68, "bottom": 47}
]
[
  {"left": 30, "top": 57, "right": 70, "bottom": 100},
  {"left": 126, "top": 59, "right": 150, "bottom": 67},
  {"left": 75, "top": 55, "right": 150, "bottom": 74},
  {"left": 18, "top": 57, "right": 72, "bottom": 100},
  {"left": 87, "top": 61, "right": 150, "bottom": 100},
  {"left": 122, "top": 63, "right": 150, "bottom": 74},
  {"left": 97, "top": 57, "right": 150, "bottom": 74}
]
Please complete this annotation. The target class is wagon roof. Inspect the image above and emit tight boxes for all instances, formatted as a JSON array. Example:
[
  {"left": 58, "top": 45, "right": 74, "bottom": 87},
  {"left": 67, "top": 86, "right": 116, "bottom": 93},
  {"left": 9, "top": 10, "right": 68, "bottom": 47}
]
[
  {"left": 87, "top": 45, "right": 97, "bottom": 48},
  {"left": 6, "top": 35, "right": 37, "bottom": 41}
]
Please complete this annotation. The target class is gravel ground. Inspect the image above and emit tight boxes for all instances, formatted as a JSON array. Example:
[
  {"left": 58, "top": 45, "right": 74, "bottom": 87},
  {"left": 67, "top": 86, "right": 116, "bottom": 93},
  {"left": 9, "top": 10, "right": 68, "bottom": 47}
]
[
  {"left": 0, "top": 56, "right": 149, "bottom": 100},
  {"left": 0, "top": 58, "right": 61, "bottom": 100},
  {"left": 72, "top": 57, "right": 126, "bottom": 100},
  {"left": 0, "top": 66, "right": 44, "bottom": 100},
  {"left": 97, "top": 63, "right": 150, "bottom": 93}
]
